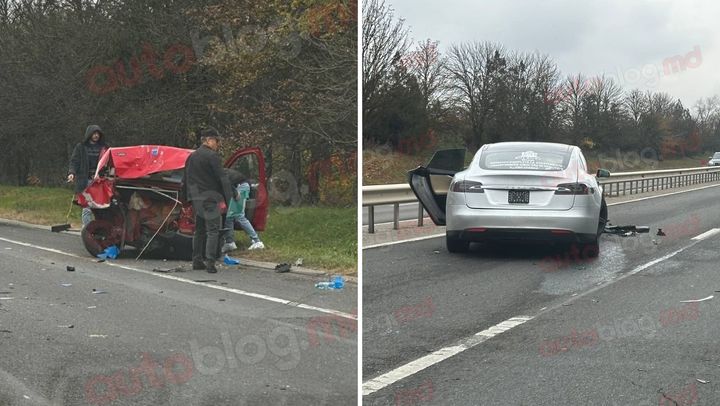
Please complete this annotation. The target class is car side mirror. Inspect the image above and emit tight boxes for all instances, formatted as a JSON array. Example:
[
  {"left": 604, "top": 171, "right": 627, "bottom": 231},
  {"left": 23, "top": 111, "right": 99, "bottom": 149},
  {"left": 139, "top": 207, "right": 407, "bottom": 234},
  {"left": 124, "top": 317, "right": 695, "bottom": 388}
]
[{"left": 596, "top": 168, "right": 611, "bottom": 178}]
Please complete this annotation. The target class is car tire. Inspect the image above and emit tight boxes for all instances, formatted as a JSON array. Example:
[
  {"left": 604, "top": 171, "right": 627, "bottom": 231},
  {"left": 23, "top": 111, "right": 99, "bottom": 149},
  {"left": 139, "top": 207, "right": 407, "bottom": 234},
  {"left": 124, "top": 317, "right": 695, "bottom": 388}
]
[
  {"left": 446, "top": 233, "right": 469, "bottom": 253},
  {"left": 81, "top": 220, "right": 117, "bottom": 257},
  {"left": 580, "top": 199, "right": 607, "bottom": 258}
]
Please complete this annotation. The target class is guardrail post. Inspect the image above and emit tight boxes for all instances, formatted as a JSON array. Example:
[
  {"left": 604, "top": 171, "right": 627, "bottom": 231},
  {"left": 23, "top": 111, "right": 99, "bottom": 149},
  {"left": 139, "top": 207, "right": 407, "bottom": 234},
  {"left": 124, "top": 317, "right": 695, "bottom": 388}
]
[
  {"left": 368, "top": 205, "right": 375, "bottom": 234},
  {"left": 393, "top": 203, "right": 400, "bottom": 230},
  {"left": 418, "top": 203, "right": 424, "bottom": 227}
]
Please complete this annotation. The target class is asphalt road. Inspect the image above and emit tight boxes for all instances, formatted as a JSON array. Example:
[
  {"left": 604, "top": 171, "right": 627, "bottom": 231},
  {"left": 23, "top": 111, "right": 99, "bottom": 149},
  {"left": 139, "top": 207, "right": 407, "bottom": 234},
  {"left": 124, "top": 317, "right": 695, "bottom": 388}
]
[
  {"left": 0, "top": 224, "right": 357, "bottom": 406},
  {"left": 363, "top": 185, "right": 720, "bottom": 405}
]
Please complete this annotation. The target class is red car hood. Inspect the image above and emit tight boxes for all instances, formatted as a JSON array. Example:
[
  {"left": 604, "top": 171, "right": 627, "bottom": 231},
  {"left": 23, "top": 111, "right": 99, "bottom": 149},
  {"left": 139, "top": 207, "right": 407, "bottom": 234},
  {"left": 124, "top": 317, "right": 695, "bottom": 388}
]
[
  {"left": 78, "top": 145, "right": 193, "bottom": 208},
  {"left": 96, "top": 145, "right": 193, "bottom": 179}
]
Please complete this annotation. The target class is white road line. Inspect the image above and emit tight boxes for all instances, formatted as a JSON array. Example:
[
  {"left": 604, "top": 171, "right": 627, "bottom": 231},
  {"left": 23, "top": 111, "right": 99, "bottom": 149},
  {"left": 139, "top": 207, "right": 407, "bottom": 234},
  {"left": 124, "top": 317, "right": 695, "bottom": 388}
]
[
  {"left": 606, "top": 183, "right": 720, "bottom": 206},
  {"left": 363, "top": 233, "right": 445, "bottom": 250},
  {"left": 691, "top": 228, "right": 720, "bottom": 241},
  {"left": 362, "top": 316, "right": 533, "bottom": 396},
  {"left": 0, "top": 236, "right": 356, "bottom": 320},
  {"left": 363, "top": 238, "right": 701, "bottom": 396}
]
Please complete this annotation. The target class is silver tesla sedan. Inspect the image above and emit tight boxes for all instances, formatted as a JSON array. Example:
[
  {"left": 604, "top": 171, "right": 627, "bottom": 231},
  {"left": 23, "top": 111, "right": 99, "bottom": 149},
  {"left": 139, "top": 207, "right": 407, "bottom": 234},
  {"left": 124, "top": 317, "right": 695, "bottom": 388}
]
[{"left": 409, "top": 142, "right": 609, "bottom": 254}]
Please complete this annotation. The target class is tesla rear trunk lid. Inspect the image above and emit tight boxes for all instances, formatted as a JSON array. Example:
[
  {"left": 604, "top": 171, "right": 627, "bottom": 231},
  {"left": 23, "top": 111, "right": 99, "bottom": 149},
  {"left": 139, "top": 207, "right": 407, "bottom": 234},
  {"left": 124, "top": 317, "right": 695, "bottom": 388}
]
[{"left": 464, "top": 170, "right": 576, "bottom": 210}]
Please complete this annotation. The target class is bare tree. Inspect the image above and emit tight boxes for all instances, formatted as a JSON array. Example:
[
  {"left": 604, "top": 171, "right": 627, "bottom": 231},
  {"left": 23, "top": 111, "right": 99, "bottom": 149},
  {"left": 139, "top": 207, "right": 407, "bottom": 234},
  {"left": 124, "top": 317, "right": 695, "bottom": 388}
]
[
  {"left": 445, "top": 41, "right": 504, "bottom": 148},
  {"left": 405, "top": 39, "right": 446, "bottom": 110},
  {"left": 362, "top": 0, "right": 409, "bottom": 116},
  {"left": 625, "top": 89, "right": 647, "bottom": 124}
]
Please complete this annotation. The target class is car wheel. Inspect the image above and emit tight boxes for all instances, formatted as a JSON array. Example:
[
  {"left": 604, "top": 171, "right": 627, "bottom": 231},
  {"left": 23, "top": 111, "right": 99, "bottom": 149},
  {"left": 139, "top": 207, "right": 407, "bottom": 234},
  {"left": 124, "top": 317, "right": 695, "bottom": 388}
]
[
  {"left": 81, "top": 220, "right": 117, "bottom": 257},
  {"left": 597, "top": 198, "right": 608, "bottom": 237},
  {"left": 580, "top": 199, "right": 607, "bottom": 258},
  {"left": 446, "top": 233, "right": 469, "bottom": 253}
]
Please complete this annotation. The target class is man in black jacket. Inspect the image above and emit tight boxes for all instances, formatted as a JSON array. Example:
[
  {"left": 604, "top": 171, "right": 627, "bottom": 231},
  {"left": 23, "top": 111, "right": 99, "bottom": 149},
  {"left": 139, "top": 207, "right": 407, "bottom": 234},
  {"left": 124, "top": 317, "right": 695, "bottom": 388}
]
[
  {"left": 67, "top": 125, "right": 109, "bottom": 227},
  {"left": 182, "top": 128, "right": 234, "bottom": 273}
]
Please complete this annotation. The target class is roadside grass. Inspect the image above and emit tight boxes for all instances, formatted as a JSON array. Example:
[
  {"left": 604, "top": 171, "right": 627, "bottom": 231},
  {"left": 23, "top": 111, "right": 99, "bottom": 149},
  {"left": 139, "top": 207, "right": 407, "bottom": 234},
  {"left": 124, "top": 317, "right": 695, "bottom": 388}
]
[
  {"left": 0, "top": 185, "right": 357, "bottom": 275},
  {"left": 363, "top": 147, "right": 712, "bottom": 185}
]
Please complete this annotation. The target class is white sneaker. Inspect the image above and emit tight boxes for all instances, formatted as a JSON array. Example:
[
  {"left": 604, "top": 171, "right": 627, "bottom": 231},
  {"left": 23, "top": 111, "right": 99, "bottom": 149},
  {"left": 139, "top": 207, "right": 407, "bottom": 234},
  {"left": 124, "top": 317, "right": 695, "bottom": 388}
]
[
  {"left": 248, "top": 241, "right": 265, "bottom": 250},
  {"left": 221, "top": 242, "right": 238, "bottom": 253}
]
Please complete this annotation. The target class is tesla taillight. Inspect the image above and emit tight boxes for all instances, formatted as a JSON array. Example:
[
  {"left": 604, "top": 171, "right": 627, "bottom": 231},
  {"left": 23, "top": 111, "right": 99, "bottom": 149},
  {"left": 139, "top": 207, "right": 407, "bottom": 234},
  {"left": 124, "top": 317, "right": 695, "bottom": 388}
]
[
  {"left": 451, "top": 180, "right": 484, "bottom": 193},
  {"left": 555, "top": 183, "right": 590, "bottom": 195}
]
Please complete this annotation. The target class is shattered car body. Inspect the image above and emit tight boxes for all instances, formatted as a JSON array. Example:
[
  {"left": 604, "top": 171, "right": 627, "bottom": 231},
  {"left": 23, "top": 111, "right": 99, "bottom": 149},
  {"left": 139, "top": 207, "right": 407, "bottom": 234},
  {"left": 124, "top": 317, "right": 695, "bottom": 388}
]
[{"left": 76, "top": 145, "right": 268, "bottom": 259}]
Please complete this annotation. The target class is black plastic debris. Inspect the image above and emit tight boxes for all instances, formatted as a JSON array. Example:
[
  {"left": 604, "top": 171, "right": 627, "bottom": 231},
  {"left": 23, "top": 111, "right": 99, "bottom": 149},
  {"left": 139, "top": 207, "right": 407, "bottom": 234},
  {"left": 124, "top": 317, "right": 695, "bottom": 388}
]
[
  {"left": 656, "top": 228, "right": 666, "bottom": 236},
  {"left": 194, "top": 279, "right": 216, "bottom": 283},
  {"left": 152, "top": 268, "right": 172, "bottom": 273},
  {"left": 603, "top": 225, "right": 650, "bottom": 235},
  {"left": 66, "top": 266, "right": 75, "bottom": 272},
  {"left": 275, "top": 263, "right": 291, "bottom": 273}
]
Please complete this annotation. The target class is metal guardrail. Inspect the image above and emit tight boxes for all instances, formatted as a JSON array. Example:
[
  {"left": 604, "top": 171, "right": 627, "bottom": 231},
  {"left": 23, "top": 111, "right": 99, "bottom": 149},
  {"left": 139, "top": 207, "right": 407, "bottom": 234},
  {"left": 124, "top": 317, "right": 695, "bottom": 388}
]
[{"left": 363, "top": 166, "right": 720, "bottom": 233}]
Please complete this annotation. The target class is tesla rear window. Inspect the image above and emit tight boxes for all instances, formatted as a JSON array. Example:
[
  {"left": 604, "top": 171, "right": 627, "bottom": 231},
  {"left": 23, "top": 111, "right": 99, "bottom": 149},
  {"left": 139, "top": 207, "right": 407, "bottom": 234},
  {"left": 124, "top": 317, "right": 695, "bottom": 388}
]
[{"left": 479, "top": 150, "right": 570, "bottom": 171}]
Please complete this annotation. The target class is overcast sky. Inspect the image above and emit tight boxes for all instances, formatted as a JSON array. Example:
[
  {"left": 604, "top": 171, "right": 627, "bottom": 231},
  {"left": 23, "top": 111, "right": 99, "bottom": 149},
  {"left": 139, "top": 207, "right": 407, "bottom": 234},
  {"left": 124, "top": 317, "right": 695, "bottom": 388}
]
[{"left": 389, "top": 0, "right": 719, "bottom": 108}]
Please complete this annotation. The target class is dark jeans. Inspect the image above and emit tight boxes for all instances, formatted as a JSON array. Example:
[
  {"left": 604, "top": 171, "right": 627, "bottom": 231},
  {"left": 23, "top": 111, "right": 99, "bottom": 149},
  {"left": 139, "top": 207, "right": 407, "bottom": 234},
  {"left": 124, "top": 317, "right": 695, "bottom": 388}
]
[{"left": 192, "top": 200, "right": 222, "bottom": 263}]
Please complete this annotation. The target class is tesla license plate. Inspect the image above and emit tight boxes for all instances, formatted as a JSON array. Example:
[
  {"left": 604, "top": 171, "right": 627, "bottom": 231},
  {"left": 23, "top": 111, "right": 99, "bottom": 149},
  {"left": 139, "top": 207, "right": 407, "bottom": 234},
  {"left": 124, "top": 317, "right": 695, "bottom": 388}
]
[{"left": 508, "top": 190, "right": 530, "bottom": 204}]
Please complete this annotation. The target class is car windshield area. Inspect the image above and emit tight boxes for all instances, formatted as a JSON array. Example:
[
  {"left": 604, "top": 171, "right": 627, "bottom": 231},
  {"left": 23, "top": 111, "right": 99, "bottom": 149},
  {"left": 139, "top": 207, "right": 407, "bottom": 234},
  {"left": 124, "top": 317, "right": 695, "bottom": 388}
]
[
  {"left": 479, "top": 148, "right": 571, "bottom": 171},
  {"left": 713, "top": 152, "right": 720, "bottom": 159}
]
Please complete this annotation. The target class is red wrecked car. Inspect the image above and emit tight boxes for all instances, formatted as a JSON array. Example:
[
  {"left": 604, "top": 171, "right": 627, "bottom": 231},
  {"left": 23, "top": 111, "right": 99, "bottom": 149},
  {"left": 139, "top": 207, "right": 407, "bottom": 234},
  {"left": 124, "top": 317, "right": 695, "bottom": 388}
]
[{"left": 76, "top": 145, "right": 268, "bottom": 259}]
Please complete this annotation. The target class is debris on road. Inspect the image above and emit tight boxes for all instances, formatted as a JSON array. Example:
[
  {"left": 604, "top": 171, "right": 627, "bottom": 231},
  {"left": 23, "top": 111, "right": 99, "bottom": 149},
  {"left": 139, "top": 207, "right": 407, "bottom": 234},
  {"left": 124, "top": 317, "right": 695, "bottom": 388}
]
[
  {"left": 219, "top": 299, "right": 226, "bottom": 302},
  {"left": 89, "top": 334, "right": 107, "bottom": 338},
  {"left": 275, "top": 263, "right": 291, "bottom": 273},
  {"left": 96, "top": 245, "right": 119, "bottom": 260},
  {"left": 295, "top": 258, "right": 304, "bottom": 266},
  {"left": 696, "top": 379, "right": 709, "bottom": 384},
  {"left": 194, "top": 280, "right": 216, "bottom": 283},
  {"left": 680, "top": 295, "right": 714, "bottom": 303},
  {"left": 656, "top": 228, "right": 666, "bottom": 236},
  {"left": 603, "top": 225, "right": 650, "bottom": 236},
  {"left": 66, "top": 266, "right": 75, "bottom": 272},
  {"left": 223, "top": 255, "right": 240, "bottom": 265},
  {"left": 315, "top": 275, "right": 345, "bottom": 290},
  {"left": 60, "top": 283, "right": 72, "bottom": 287},
  {"left": 0, "top": 297, "right": 14, "bottom": 300},
  {"left": 87, "top": 306, "right": 96, "bottom": 309},
  {"left": 152, "top": 268, "right": 173, "bottom": 273},
  {"left": 58, "top": 324, "right": 74, "bottom": 328},
  {"left": 92, "top": 289, "right": 108, "bottom": 294}
]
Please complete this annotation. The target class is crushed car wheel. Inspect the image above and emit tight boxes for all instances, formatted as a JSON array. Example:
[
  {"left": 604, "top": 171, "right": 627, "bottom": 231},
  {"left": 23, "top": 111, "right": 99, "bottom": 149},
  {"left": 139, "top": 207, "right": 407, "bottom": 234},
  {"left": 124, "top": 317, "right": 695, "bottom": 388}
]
[{"left": 81, "top": 220, "right": 118, "bottom": 257}]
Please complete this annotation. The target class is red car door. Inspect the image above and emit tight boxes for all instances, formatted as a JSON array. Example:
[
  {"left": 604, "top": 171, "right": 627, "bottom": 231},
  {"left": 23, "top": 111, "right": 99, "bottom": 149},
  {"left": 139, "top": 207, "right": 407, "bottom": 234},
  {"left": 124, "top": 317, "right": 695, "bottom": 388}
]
[{"left": 224, "top": 147, "right": 269, "bottom": 231}]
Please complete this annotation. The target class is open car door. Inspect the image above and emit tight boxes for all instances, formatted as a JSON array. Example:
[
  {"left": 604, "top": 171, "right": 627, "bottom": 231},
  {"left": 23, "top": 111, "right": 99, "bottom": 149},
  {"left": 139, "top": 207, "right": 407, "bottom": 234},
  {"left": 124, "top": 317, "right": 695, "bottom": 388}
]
[
  {"left": 408, "top": 148, "right": 466, "bottom": 226},
  {"left": 224, "top": 147, "right": 269, "bottom": 231}
]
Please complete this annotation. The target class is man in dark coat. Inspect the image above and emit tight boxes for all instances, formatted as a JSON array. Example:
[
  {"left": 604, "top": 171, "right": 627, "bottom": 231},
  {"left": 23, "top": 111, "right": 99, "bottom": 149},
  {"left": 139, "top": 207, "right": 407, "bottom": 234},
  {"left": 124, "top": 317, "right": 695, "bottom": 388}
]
[
  {"left": 67, "top": 125, "right": 109, "bottom": 226},
  {"left": 181, "top": 127, "right": 234, "bottom": 273}
]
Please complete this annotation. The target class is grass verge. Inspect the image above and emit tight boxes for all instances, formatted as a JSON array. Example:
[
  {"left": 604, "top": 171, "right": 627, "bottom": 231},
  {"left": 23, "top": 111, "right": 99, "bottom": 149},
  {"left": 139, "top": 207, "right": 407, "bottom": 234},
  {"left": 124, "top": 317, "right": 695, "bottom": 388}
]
[{"left": 0, "top": 185, "right": 357, "bottom": 275}]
